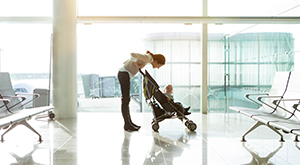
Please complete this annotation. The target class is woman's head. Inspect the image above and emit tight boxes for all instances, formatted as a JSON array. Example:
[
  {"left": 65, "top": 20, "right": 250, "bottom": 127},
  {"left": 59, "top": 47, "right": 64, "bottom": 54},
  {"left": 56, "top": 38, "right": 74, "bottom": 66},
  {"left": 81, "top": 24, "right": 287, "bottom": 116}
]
[{"left": 147, "top": 50, "right": 166, "bottom": 69}]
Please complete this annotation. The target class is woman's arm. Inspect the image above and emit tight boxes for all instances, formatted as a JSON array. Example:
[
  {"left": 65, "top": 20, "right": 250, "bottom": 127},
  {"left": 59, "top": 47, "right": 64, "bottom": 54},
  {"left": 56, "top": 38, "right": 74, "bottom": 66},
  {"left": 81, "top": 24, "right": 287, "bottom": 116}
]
[
  {"left": 132, "top": 61, "right": 141, "bottom": 68},
  {"left": 131, "top": 53, "right": 151, "bottom": 62},
  {"left": 131, "top": 53, "right": 152, "bottom": 68}
]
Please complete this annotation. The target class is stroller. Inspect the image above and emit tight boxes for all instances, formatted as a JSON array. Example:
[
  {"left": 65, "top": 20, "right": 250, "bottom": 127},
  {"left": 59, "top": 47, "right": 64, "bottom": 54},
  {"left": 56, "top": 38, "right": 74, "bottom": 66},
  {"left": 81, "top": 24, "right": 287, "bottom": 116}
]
[{"left": 139, "top": 69, "right": 197, "bottom": 132}]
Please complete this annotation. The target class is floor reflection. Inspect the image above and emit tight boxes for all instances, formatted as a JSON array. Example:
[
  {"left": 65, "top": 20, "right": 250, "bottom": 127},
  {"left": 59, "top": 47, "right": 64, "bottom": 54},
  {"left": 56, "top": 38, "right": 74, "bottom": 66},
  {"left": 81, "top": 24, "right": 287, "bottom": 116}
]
[
  {"left": 9, "top": 144, "right": 41, "bottom": 165},
  {"left": 3, "top": 113, "right": 300, "bottom": 164},
  {"left": 241, "top": 142, "right": 283, "bottom": 165},
  {"left": 143, "top": 131, "right": 196, "bottom": 165},
  {"left": 121, "top": 131, "right": 131, "bottom": 165},
  {"left": 296, "top": 143, "right": 300, "bottom": 151}
]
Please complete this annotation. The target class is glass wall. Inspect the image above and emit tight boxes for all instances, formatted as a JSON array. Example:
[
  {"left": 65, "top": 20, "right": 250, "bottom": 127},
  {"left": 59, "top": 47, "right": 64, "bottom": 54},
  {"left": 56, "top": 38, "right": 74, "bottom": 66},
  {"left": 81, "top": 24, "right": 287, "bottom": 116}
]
[
  {"left": 77, "top": 23, "right": 300, "bottom": 113},
  {"left": 208, "top": 0, "right": 300, "bottom": 16},
  {"left": 77, "top": 24, "right": 202, "bottom": 112},
  {"left": 207, "top": 24, "right": 300, "bottom": 112},
  {"left": 0, "top": 0, "right": 299, "bottom": 113},
  {"left": 0, "top": 23, "right": 52, "bottom": 108},
  {"left": 77, "top": 0, "right": 202, "bottom": 16},
  {"left": 77, "top": 0, "right": 300, "bottom": 17},
  {"left": 145, "top": 32, "right": 201, "bottom": 112},
  {"left": 0, "top": 0, "right": 52, "bottom": 16}
]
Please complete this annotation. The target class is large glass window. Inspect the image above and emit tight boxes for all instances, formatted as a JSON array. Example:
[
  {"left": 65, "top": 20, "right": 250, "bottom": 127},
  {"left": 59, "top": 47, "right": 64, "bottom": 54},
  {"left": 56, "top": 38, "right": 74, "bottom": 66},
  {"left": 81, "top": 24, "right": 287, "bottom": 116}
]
[
  {"left": 0, "top": 0, "right": 52, "bottom": 16},
  {"left": 77, "top": 23, "right": 202, "bottom": 112},
  {"left": 78, "top": 0, "right": 300, "bottom": 17},
  {"left": 0, "top": 23, "right": 52, "bottom": 108},
  {"left": 77, "top": 22, "right": 300, "bottom": 113},
  {"left": 0, "top": 24, "right": 52, "bottom": 74},
  {"left": 208, "top": 0, "right": 300, "bottom": 16},
  {"left": 207, "top": 24, "right": 300, "bottom": 112},
  {"left": 0, "top": 0, "right": 299, "bottom": 114},
  {"left": 78, "top": 0, "right": 202, "bottom": 16}
]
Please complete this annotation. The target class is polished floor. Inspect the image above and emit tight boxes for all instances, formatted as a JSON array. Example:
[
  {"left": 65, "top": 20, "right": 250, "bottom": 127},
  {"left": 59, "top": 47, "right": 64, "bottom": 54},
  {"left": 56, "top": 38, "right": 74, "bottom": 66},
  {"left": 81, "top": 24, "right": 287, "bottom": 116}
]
[{"left": 1, "top": 102, "right": 300, "bottom": 164}]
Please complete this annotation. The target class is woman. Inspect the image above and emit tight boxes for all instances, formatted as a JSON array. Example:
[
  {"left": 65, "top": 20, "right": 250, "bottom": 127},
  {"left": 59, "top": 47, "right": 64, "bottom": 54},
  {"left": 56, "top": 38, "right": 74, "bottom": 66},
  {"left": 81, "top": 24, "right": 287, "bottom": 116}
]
[{"left": 118, "top": 50, "right": 165, "bottom": 131}]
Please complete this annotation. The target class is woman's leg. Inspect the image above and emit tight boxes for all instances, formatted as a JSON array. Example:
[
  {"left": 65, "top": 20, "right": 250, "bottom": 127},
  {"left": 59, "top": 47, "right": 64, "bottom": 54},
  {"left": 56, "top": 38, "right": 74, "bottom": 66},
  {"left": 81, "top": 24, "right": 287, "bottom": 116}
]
[{"left": 118, "top": 71, "right": 140, "bottom": 131}]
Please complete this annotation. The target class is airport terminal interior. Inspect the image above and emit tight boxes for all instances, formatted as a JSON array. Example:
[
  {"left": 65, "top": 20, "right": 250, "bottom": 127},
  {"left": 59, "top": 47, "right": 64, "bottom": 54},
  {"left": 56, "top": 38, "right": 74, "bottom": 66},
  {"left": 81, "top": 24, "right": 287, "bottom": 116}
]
[
  {"left": 0, "top": 0, "right": 300, "bottom": 164},
  {"left": 1, "top": 100, "right": 300, "bottom": 164}
]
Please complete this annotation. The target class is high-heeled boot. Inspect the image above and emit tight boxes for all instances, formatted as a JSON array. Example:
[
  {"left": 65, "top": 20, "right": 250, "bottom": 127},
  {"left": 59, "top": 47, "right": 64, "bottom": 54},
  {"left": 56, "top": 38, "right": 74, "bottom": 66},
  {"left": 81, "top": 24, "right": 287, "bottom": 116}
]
[
  {"left": 122, "top": 106, "right": 140, "bottom": 131},
  {"left": 127, "top": 110, "right": 141, "bottom": 129}
]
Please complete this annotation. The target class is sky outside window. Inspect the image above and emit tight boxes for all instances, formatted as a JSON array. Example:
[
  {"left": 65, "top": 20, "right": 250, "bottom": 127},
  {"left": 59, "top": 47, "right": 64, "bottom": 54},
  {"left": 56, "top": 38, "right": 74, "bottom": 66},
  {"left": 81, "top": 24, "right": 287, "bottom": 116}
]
[{"left": 0, "top": 0, "right": 52, "bottom": 16}]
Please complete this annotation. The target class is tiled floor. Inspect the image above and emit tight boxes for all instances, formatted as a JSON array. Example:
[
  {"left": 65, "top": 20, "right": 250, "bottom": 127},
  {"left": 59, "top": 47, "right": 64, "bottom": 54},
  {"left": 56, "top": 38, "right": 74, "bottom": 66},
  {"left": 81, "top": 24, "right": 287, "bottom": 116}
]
[{"left": 0, "top": 109, "right": 300, "bottom": 165}]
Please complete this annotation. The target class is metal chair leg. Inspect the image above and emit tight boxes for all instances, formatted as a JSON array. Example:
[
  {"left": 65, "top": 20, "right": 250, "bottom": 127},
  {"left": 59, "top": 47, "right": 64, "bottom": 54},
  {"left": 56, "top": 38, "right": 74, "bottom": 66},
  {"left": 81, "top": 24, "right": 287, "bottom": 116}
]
[{"left": 1, "top": 120, "right": 42, "bottom": 143}]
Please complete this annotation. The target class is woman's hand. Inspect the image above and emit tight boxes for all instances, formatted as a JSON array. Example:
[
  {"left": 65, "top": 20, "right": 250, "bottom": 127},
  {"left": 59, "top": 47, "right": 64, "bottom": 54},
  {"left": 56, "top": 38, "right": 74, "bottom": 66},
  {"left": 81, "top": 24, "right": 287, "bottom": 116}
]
[{"left": 133, "top": 61, "right": 145, "bottom": 68}]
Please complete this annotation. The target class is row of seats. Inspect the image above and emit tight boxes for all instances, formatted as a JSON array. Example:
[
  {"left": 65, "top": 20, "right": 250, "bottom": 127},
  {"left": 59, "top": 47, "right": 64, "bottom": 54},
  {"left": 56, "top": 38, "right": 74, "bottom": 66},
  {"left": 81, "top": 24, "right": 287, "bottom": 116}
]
[
  {"left": 0, "top": 72, "right": 54, "bottom": 143},
  {"left": 229, "top": 71, "right": 300, "bottom": 142}
]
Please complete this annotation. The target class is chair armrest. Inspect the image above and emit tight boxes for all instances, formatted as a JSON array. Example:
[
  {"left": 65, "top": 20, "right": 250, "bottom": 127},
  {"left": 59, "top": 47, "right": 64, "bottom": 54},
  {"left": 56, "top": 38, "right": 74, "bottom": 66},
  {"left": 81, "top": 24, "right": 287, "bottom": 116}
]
[
  {"left": 16, "top": 93, "right": 40, "bottom": 107},
  {"left": 273, "top": 99, "right": 300, "bottom": 105},
  {"left": 291, "top": 103, "right": 300, "bottom": 117},
  {"left": 1, "top": 95, "right": 26, "bottom": 101},
  {"left": 271, "top": 99, "right": 300, "bottom": 117},
  {"left": 247, "top": 95, "right": 284, "bottom": 114},
  {"left": 245, "top": 93, "right": 269, "bottom": 106},
  {"left": 293, "top": 103, "right": 299, "bottom": 110},
  {"left": 257, "top": 95, "right": 283, "bottom": 102},
  {"left": 0, "top": 99, "right": 10, "bottom": 104},
  {"left": 16, "top": 93, "right": 38, "bottom": 96},
  {"left": 274, "top": 99, "right": 300, "bottom": 113},
  {"left": 0, "top": 95, "right": 27, "bottom": 111}
]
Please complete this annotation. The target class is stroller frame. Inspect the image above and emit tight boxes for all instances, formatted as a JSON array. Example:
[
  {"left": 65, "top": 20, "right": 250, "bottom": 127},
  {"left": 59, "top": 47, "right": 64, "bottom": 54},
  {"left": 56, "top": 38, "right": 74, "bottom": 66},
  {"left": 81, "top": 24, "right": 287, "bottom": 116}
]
[{"left": 139, "top": 69, "right": 197, "bottom": 132}]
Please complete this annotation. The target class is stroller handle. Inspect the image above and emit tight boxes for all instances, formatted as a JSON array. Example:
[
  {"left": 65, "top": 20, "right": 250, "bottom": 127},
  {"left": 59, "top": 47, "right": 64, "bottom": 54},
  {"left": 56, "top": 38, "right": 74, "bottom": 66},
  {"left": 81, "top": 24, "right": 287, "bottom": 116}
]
[
  {"left": 139, "top": 68, "right": 160, "bottom": 89},
  {"left": 139, "top": 68, "right": 145, "bottom": 76}
]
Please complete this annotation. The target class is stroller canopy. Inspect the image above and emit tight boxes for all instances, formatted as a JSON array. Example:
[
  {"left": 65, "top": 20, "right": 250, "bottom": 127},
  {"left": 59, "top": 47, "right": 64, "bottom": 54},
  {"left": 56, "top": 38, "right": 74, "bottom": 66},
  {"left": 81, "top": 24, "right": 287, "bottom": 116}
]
[{"left": 141, "top": 70, "right": 159, "bottom": 100}]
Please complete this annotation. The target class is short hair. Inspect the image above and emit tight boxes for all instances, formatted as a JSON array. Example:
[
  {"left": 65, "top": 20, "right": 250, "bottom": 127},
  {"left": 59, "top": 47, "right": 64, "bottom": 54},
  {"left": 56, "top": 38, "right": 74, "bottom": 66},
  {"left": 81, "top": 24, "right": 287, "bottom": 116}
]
[{"left": 163, "top": 84, "right": 173, "bottom": 91}]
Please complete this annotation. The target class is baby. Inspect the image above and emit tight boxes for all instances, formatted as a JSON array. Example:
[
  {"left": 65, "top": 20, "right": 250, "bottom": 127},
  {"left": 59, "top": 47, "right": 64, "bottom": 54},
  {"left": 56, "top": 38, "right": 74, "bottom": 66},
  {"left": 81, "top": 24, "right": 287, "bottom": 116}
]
[{"left": 163, "top": 84, "right": 191, "bottom": 115}]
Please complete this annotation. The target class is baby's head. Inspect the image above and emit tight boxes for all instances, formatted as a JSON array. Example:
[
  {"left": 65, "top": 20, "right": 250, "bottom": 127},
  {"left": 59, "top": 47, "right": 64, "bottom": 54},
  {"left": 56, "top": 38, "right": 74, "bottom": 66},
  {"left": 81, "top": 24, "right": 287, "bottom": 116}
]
[{"left": 163, "top": 84, "right": 173, "bottom": 94}]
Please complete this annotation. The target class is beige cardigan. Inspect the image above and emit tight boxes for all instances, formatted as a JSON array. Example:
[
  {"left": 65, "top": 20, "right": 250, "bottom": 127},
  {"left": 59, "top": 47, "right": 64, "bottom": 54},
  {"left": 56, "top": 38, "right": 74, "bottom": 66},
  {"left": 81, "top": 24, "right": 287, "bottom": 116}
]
[{"left": 120, "top": 53, "right": 153, "bottom": 79}]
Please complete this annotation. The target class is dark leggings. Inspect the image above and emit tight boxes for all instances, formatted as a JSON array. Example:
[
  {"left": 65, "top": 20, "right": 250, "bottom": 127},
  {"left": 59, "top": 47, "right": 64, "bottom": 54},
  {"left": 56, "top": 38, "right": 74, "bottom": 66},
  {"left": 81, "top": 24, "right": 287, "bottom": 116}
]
[{"left": 118, "top": 71, "right": 131, "bottom": 125}]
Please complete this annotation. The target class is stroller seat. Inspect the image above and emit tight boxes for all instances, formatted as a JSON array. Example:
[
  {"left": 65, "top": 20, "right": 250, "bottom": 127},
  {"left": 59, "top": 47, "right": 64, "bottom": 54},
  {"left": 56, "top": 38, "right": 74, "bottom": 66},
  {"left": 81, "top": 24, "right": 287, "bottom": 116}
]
[{"left": 140, "top": 69, "right": 197, "bottom": 132}]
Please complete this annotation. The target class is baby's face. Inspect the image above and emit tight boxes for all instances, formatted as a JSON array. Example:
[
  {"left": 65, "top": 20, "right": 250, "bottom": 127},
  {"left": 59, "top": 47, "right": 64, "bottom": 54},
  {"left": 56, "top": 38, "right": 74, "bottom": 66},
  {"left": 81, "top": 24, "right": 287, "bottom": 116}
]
[{"left": 166, "top": 87, "right": 173, "bottom": 94}]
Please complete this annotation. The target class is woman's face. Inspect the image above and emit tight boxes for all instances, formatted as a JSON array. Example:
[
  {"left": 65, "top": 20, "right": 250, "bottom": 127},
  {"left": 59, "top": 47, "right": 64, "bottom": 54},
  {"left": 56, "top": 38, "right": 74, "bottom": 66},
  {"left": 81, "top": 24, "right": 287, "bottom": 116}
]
[{"left": 152, "top": 60, "right": 164, "bottom": 69}]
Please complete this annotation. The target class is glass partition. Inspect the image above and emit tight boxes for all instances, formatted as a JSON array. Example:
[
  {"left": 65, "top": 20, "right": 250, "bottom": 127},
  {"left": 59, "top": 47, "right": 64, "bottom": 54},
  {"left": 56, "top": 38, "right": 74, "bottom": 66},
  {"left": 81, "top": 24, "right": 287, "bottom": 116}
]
[
  {"left": 0, "top": 0, "right": 299, "bottom": 114},
  {"left": 207, "top": 24, "right": 300, "bottom": 112},
  {"left": 77, "top": 23, "right": 202, "bottom": 112},
  {"left": 78, "top": 0, "right": 202, "bottom": 16},
  {"left": 0, "top": 23, "right": 52, "bottom": 108},
  {"left": 208, "top": 0, "right": 300, "bottom": 16},
  {"left": 78, "top": 0, "right": 300, "bottom": 17},
  {"left": 0, "top": 0, "right": 52, "bottom": 16}
]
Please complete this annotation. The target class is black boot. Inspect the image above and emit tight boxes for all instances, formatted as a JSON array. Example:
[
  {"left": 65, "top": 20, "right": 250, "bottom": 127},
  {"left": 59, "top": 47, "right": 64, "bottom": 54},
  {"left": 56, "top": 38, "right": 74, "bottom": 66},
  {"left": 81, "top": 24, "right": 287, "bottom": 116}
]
[
  {"left": 128, "top": 111, "right": 141, "bottom": 129},
  {"left": 124, "top": 123, "right": 139, "bottom": 131},
  {"left": 122, "top": 106, "right": 140, "bottom": 131},
  {"left": 129, "top": 119, "right": 141, "bottom": 129},
  {"left": 124, "top": 117, "right": 140, "bottom": 131},
  {"left": 124, "top": 115, "right": 140, "bottom": 131}
]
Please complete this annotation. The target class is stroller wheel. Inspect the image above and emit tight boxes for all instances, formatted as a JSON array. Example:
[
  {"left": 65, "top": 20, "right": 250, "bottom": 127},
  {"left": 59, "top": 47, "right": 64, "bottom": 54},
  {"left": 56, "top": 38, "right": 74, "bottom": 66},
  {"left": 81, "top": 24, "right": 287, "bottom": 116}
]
[
  {"left": 185, "top": 121, "right": 190, "bottom": 127},
  {"left": 48, "top": 111, "right": 55, "bottom": 119},
  {"left": 152, "top": 123, "right": 159, "bottom": 132},
  {"left": 188, "top": 122, "right": 197, "bottom": 131}
]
